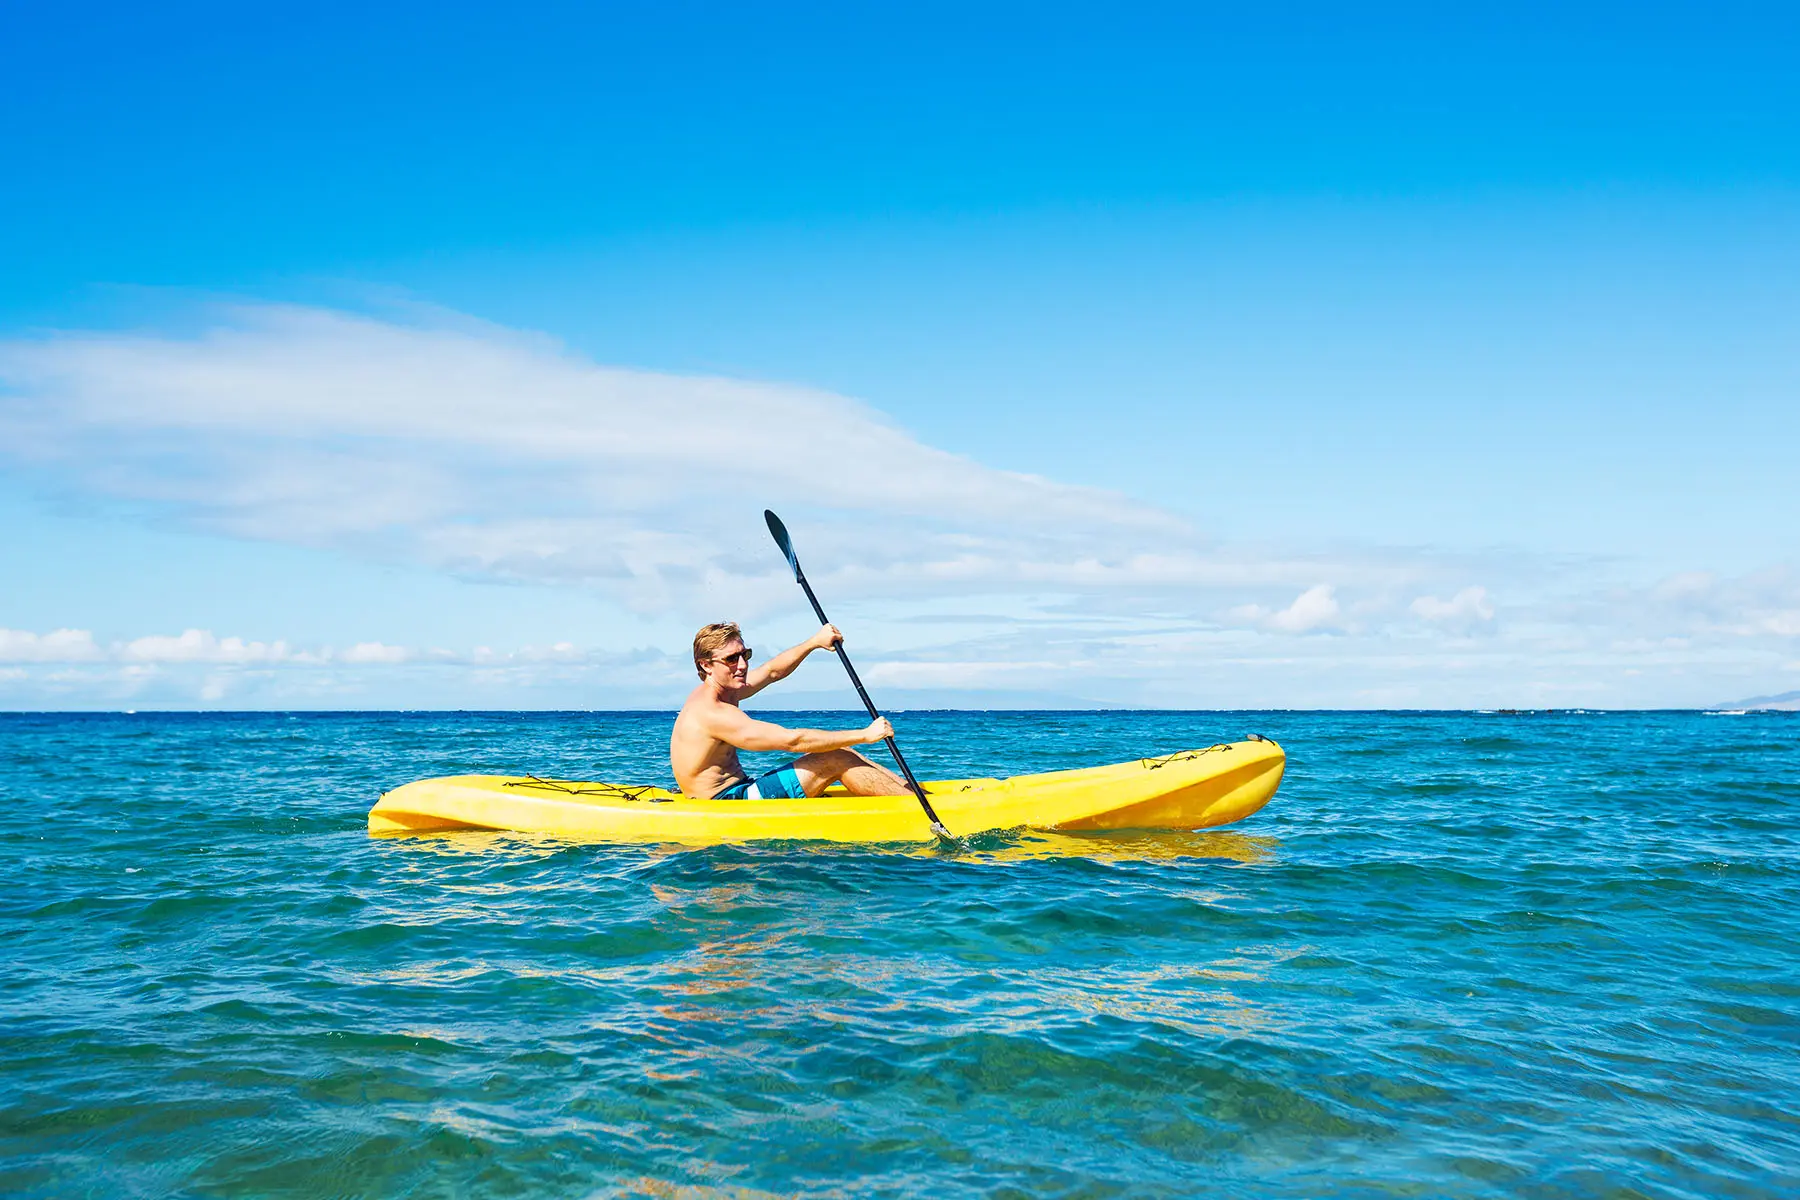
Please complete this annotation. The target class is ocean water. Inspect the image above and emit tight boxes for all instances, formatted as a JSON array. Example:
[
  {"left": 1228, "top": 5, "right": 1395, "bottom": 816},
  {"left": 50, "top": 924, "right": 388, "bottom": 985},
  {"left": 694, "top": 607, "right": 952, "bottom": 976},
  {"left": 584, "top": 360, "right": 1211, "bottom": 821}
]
[{"left": 1, "top": 709, "right": 1796, "bottom": 1199}]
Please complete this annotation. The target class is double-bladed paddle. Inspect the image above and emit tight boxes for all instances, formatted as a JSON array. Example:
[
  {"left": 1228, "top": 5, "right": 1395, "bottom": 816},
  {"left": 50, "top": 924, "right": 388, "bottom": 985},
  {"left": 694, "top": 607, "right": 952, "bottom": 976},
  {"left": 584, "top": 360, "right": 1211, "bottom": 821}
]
[{"left": 763, "top": 510, "right": 953, "bottom": 841}]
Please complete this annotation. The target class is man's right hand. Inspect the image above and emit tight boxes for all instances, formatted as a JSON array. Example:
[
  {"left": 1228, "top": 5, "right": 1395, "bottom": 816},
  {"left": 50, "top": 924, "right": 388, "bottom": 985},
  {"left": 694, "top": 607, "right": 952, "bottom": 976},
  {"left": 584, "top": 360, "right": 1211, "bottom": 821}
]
[{"left": 864, "top": 716, "right": 894, "bottom": 743}]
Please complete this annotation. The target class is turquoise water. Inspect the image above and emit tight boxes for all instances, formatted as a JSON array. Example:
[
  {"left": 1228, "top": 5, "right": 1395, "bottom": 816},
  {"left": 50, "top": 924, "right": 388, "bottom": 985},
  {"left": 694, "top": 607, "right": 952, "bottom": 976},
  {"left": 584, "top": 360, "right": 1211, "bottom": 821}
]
[{"left": 2, "top": 710, "right": 1796, "bottom": 1198}]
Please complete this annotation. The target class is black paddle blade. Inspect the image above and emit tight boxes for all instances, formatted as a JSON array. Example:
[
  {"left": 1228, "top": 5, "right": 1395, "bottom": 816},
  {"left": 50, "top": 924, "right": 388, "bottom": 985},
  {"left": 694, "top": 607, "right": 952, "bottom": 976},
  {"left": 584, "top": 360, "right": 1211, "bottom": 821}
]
[{"left": 764, "top": 509, "right": 801, "bottom": 580}]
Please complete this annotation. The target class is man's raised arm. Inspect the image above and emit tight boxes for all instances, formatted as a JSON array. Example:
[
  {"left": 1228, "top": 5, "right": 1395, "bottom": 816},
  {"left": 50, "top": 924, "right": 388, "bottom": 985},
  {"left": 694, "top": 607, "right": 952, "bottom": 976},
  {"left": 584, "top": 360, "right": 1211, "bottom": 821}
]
[{"left": 740, "top": 624, "right": 842, "bottom": 697}]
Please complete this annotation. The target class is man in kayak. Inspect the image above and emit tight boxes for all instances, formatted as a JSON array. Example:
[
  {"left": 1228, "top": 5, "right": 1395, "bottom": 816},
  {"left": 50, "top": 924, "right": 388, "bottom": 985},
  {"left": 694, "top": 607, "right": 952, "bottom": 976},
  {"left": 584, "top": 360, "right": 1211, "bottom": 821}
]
[{"left": 671, "top": 621, "right": 909, "bottom": 800}]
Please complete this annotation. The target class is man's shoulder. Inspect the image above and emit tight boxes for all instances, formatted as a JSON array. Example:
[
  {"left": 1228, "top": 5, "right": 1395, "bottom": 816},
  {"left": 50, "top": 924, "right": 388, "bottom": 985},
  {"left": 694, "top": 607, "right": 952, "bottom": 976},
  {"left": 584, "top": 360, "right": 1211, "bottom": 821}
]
[{"left": 675, "top": 685, "right": 739, "bottom": 725}]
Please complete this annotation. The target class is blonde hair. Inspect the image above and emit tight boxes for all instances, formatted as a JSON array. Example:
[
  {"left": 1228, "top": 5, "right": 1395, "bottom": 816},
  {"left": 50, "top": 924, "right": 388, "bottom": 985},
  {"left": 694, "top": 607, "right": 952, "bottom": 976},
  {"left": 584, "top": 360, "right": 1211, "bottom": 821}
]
[{"left": 692, "top": 622, "right": 742, "bottom": 679}]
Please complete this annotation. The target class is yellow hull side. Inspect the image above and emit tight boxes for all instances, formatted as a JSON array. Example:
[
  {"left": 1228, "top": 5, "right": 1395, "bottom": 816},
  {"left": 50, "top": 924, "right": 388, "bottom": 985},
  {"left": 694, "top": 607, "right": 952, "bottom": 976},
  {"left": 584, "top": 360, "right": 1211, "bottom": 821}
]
[{"left": 368, "top": 738, "right": 1285, "bottom": 845}]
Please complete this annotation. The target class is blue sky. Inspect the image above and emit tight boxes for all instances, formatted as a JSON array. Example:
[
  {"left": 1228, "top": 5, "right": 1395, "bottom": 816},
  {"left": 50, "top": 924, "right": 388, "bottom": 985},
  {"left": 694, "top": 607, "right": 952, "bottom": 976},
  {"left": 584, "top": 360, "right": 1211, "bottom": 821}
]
[{"left": 2, "top": 1, "right": 1796, "bottom": 709}]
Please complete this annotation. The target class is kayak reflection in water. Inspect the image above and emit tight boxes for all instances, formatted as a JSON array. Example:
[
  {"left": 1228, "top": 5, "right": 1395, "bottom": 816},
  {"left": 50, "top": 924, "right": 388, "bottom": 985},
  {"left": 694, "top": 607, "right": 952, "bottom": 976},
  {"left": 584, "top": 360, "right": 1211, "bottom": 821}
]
[{"left": 670, "top": 621, "right": 910, "bottom": 801}]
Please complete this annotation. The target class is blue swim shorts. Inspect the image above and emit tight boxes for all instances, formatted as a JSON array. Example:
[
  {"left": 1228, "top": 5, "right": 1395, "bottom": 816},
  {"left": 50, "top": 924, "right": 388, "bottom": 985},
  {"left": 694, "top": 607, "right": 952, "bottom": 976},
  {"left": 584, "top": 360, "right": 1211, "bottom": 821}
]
[{"left": 711, "top": 761, "right": 806, "bottom": 800}]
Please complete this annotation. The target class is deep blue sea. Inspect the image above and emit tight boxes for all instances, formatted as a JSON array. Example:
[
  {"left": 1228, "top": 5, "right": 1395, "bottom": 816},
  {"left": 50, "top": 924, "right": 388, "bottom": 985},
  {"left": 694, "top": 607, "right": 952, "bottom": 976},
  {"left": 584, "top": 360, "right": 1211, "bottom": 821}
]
[{"left": 2, "top": 710, "right": 1796, "bottom": 1198}]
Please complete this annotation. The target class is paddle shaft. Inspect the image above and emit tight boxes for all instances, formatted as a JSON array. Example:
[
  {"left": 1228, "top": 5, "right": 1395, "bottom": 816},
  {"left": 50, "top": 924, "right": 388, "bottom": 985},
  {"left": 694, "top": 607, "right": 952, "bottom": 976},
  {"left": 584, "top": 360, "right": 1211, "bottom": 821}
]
[{"left": 788, "top": 567, "right": 948, "bottom": 834}]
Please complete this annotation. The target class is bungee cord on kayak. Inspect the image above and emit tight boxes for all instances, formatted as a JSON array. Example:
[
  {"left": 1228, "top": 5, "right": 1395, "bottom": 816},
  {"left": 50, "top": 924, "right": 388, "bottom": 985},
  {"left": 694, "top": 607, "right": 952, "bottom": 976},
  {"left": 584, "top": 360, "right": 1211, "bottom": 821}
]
[
  {"left": 502, "top": 777, "right": 672, "bottom": 802},
  {"left": 1140, "top": 744, "right": 1233, "bottom": 770}
]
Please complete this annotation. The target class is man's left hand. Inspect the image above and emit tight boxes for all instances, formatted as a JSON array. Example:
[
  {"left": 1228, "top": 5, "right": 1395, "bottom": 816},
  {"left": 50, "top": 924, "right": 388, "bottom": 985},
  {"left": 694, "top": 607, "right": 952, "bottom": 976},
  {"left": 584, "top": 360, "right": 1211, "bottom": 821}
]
[{"left": 813, "top": 624, "right": 844, "bottom": 652}]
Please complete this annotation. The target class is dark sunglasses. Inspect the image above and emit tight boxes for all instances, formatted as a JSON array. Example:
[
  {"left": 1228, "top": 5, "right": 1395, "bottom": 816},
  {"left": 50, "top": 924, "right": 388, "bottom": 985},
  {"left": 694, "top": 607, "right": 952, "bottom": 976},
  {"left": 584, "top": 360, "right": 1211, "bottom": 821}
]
[{"left": 711, "top": 648, "right": 754, "bottom": 667}]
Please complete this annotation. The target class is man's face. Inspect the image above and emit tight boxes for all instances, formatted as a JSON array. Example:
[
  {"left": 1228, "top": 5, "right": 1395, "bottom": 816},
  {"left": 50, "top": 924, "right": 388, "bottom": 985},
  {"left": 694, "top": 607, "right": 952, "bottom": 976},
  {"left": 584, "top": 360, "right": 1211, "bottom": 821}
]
[{"left": 707, "top": 639, "right": 752, "bottom": 688}]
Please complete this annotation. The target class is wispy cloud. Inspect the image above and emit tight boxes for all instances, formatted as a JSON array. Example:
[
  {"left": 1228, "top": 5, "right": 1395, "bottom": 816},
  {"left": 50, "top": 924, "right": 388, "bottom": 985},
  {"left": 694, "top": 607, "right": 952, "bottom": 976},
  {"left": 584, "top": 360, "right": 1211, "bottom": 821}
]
[{"left": 0, "top": 303, "right": 1201, "bottom": 612}]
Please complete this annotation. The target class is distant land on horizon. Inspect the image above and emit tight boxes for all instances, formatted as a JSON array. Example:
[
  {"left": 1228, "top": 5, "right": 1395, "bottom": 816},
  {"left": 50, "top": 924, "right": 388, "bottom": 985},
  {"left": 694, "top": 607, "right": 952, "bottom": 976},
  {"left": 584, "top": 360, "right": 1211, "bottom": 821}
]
[{"left": 1716, "top": 690, "right": 1800, "bottom": 711}]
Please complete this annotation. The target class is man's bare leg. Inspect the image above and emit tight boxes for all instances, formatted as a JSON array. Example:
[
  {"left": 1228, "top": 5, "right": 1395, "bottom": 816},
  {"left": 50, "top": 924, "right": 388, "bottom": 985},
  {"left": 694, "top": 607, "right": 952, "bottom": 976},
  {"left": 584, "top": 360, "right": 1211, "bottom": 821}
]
[{"left": 790, "top": 749, "right": 908, "bottom": 797}]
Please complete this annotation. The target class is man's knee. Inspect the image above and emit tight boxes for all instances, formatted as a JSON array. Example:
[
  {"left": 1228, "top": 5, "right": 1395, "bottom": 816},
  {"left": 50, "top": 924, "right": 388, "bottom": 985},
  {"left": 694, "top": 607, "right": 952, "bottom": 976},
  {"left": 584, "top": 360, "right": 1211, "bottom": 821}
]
[{"left": 804, "top": 749, "right": 864, "bottom": 779}]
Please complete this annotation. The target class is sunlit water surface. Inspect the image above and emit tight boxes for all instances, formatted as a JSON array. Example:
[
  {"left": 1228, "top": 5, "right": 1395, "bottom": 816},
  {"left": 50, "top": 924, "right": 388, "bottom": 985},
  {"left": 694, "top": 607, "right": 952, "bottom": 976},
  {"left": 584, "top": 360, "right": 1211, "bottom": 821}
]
[{"left": 2, "top": 710, "right": 1796, "bottom": 1198}]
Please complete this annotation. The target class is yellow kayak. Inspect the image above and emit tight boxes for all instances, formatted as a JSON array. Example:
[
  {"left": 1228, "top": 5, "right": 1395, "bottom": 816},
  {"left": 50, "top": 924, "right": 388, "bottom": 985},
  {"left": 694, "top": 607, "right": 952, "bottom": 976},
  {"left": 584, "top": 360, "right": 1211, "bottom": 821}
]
[{"left": 368, "top": 737, "right": 1285, "bottom": 844}]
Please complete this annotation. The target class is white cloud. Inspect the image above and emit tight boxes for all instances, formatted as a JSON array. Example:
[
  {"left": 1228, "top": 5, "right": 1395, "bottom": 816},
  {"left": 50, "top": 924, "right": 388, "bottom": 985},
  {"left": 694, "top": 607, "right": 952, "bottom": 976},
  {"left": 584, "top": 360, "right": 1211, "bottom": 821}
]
[
  {"left": 1260, "top": 582, "right": 1346, "bottom": 633},
  {"left": 340, "top": 641, "right": 410, "bottom": 664},
  {"left": 1410, "top": 586, "right": 1496, "bottom": 629},
  {"left": 121, "top": 630, "right": 297, "bottom": 664},
  {"left": 0, "top": 628, "right": 103, "bottom": 662}
]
